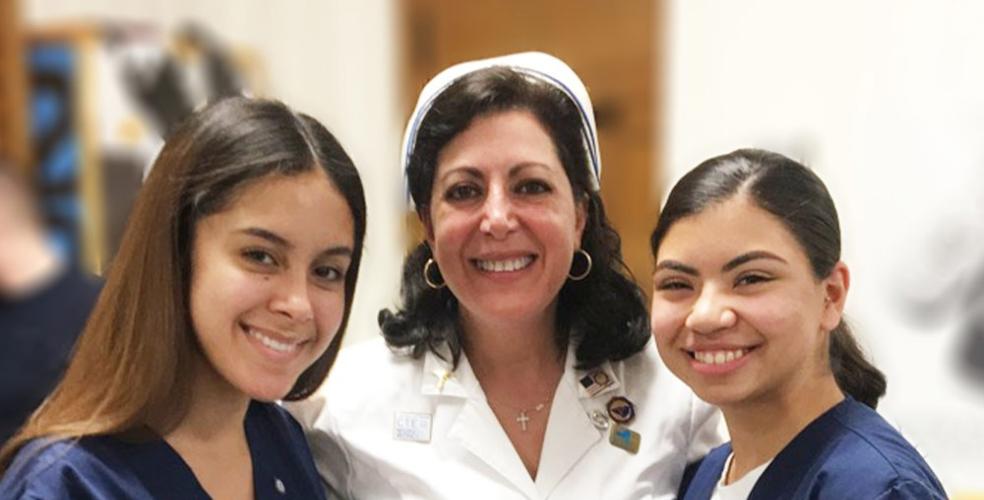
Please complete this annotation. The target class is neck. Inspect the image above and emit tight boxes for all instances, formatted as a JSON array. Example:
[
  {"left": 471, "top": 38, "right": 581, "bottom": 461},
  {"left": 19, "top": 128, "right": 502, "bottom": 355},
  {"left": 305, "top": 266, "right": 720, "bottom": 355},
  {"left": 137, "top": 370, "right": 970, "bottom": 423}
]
[
  {"left": 722, "top": 374, "right": 844, "bottom": 483},
  {"left": 0, "top": 231, "right": 62, "bottom": 296},
  {"left": 165, "top": 355, "right": 251, "bottom": 446},
  {"left": 460, "top": 303, "right": 564, "bottom": 385},
  {"left": 162, "top": 355, "right": 255, "bottom": 499}
]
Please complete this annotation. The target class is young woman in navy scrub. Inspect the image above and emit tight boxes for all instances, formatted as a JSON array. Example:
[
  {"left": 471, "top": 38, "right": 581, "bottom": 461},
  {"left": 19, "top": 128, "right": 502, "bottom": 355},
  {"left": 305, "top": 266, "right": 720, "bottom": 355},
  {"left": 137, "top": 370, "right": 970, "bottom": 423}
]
[
  {"left": 649, "top": 149, "right": 947, "bottom": 499},
  {"left": 0, "top": 97, "right": 366, "bottom": 499}
]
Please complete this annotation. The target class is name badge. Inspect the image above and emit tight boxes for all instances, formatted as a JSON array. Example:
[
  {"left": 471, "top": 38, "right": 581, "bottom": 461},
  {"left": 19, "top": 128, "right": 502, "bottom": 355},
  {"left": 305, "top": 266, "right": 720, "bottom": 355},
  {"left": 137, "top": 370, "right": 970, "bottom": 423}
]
[{"left": 393, "top": 412, "right": 432, "bottom": 443}]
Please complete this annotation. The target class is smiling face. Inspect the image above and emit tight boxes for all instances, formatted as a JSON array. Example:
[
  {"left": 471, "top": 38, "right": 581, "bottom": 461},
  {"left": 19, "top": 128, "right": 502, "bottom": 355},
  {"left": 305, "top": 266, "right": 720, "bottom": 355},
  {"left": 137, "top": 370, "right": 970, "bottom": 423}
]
[
  {"left": 424, "top": 109, "right": 587, "bottom": 327},
  {"left": 189, "top": 169, "right": 354, "bottom": 402},
  {"left": 650, "top": 195, "right": 847, "bottom": 409}
]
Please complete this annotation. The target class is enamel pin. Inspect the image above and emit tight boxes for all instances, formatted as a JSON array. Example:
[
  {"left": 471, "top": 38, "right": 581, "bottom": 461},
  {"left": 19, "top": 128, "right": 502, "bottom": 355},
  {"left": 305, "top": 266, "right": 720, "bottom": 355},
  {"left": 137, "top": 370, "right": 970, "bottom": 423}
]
[
  {"left": 609, "top": 424, "right": 641, "bottom": 454},
  {"left": 606, "top": 396, "right": 636, "bottom": 424},
  {"left": 393, "top": 412, "right": 432, "bottom": 443},
  {"left": 432, "top": 369, "right": 452, "bottom": 392},
  {"left": 579, "top": 369, "right": 613, "bottom": 397}
]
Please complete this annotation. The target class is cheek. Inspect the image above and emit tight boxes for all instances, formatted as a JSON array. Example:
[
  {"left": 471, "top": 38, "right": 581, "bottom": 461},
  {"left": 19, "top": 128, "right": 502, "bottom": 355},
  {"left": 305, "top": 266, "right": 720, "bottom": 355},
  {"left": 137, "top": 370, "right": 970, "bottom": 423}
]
[
  {"left": 649, "top": 299, "right": 686, "bottom": 344},
  {"left": 190, "top": 259, "right": 268, "bottom": 333},
  {"left": 430, "top": 213, "right": 469, "bottom": 253},
  {"left": 741, "top": 295, "right": 812, "bottom": 340},
  {"left": 534, "top": 207, "right": 579, "bottom": 243}
]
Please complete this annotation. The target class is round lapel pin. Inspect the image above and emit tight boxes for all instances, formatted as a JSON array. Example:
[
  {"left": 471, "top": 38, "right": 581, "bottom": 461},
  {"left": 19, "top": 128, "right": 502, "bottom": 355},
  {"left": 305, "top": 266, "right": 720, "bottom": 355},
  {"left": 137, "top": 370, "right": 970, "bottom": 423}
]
[{"left": 606, "top": 396, "right": 635, "bottom": 424}]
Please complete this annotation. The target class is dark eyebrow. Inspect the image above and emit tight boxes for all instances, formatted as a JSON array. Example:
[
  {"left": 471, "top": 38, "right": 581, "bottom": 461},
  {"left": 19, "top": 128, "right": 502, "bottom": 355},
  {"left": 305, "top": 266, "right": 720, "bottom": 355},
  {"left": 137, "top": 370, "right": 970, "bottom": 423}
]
[
  {"left": 239, "top": 228, "right": 291, "bottom": 249},
  {"left": 654, "top": 260, "right": 699, "bottom": 276},
  {"left": 509, "top": 162, "right": 552, "bottom": 176},
  {"left": 241, "top": 228, "right": 354, "bottom": 259},
  {"left": 722, "top": 251, "right": 787, "bottom": 272},
  {"left": 320, "top": 246, "right": 354, "bottom": 259},
  {"left": 436, "top": 167, "right": 482, "bottom": 185}
]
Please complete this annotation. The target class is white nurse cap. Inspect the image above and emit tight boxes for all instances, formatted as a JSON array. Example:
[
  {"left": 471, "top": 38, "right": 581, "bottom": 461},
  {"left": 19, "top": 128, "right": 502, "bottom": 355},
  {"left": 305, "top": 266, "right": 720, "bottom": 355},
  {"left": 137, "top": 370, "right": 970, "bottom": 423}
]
[{"left": 400, "top": 51, "right": 602, "bottom": 206}]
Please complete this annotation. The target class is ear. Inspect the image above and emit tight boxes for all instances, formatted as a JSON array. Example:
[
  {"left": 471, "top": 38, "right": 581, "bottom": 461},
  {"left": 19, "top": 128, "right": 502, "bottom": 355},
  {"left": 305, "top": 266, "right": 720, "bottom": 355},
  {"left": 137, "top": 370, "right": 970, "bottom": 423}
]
[
  {"left": 574, "top": 194, "right": 589, "bottom": 245},
  {"left": 820, "top": 261, "right": 850, "bottom": 331}
]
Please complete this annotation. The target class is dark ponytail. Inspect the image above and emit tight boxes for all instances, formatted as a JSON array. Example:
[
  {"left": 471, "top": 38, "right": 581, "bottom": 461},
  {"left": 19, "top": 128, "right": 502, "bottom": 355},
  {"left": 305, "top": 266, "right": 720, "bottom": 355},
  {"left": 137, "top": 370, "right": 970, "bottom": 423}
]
[{"left": 829, "top": 321, "right": 886, "bottom": 408}]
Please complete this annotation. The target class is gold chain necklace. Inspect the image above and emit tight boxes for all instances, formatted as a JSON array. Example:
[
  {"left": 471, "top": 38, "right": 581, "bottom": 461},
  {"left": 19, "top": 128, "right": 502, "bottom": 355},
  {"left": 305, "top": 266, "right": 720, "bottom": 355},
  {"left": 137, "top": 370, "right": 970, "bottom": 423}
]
[{"left": 486, "top": 398, "right": 549, "bottom": 432}]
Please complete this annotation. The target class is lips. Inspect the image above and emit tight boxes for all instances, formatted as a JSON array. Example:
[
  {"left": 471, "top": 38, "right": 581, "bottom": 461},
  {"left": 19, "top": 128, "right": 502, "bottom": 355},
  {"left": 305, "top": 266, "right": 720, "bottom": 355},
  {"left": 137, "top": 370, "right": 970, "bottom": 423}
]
[
  {"left": 240, "top": 322, "right": 307, "bottom": 355},
  {"left": 685, "top": 345, "right": 759, "bottom": 374},
  {"left": 472, "top": 255, "right": 536, "bottom": 272},
  {"left": 692, "top": 348, "right": 749, "bottom": 365}
]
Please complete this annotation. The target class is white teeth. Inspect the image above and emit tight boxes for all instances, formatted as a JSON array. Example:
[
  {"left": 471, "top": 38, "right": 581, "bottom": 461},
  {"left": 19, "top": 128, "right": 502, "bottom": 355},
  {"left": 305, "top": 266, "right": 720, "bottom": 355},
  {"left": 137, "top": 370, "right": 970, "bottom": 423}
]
[
  {"left": 246, "top": 328, "right": 298, "bottom": 354},
  {"left": 475, "top": 256, "right": 534, "bottom": 272},
  {"left": 693, "top": 349, "right": 748, "bottom": 365}
]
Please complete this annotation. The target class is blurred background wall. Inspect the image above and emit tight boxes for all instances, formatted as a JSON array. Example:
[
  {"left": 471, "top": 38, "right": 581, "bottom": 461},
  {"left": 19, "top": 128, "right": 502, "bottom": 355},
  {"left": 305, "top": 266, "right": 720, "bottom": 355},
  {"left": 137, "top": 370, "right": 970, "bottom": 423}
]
[{"left": 5, "top": 0, "right": 983, "bottom": 495}]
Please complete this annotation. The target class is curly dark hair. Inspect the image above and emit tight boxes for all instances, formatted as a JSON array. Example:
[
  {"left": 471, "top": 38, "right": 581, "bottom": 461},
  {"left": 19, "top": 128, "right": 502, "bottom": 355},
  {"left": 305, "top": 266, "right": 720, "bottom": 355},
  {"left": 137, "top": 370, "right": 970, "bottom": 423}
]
[{"left": 379, "top": 67, "right": 649, "bottom": 370}]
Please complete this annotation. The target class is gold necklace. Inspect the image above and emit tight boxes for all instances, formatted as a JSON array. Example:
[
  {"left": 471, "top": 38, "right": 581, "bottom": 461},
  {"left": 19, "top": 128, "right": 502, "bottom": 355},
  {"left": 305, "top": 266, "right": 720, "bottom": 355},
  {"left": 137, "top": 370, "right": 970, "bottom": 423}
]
[{"left": 487, "top": 398, "right": 549, "bottom": 432}]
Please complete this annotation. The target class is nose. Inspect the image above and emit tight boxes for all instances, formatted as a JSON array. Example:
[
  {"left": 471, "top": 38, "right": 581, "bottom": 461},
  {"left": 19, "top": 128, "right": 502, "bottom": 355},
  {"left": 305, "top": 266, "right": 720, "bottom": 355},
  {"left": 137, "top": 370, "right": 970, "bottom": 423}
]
[
  {"left": 684, "top": 286, "right": 737, "bottom": 335},
  {"left": 269, "top": 270, "right": 314, "bottom": 324},
  {"left": 479, "top": 185, "right": 518, "bottom": 239}
]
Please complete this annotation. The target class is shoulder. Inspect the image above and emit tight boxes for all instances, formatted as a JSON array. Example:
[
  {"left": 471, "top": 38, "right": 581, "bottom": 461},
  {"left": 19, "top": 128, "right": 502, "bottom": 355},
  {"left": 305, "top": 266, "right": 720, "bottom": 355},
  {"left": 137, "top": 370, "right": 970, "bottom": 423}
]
[
  {"left": 289, "top": 338, "right": 424, "bottom": 424},
  {"left": 0, "top": 437, "right": 144, "bottom": 499},
  {"left": 677, "top": 443, "right": 731, "bottom": 500},
  {"left": 807, "top": 400, "right": 947, "bottom": 497},
  {"left": 329, "top": 337, "right": 421, "bottom": 385}
]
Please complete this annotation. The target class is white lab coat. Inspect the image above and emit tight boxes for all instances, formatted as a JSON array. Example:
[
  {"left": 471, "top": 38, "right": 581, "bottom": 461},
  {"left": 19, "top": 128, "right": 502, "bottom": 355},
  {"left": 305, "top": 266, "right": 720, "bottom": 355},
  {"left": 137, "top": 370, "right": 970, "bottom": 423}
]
[{"left": 288, "top": 337, "right": 722, "bottom": 500}]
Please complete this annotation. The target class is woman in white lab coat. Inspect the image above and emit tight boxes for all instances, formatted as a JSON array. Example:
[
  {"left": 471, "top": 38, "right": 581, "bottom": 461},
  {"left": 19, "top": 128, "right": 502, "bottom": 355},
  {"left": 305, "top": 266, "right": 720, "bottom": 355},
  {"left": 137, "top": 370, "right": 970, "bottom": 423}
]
[{"left": 290, "top": 52, "right": 721, "bottom": 499}]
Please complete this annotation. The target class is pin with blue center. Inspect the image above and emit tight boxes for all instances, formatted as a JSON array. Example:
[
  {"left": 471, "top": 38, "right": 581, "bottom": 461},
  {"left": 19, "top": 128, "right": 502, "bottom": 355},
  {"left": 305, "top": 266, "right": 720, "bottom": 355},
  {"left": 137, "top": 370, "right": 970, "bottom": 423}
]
[{"left": 609, "top": 424, "right": 640, "bottom": 454}]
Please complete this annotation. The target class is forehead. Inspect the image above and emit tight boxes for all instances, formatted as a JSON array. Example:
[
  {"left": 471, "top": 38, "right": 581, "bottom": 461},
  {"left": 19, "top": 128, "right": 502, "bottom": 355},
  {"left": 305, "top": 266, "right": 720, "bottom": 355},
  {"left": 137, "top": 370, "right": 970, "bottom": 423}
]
[
  {"left": 657, "top": 196, "right": 805, "bottom": 265},
  {"left": 206, "top": 170, "right": 354, "bottom": 246},
  {"left": 435, "top": 109, "right": 563, "bottom": 176}
]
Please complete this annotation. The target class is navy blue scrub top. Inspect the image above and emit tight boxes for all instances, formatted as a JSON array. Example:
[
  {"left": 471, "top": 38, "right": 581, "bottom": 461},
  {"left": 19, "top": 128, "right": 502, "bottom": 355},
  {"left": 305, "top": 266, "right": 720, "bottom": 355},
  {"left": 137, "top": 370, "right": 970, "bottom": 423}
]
[
  {"left": 0, "top": 401, "right": 328, "bottom": 499},
  {"left": 678, "top": 397, "right": 947, "bottom": 500}
]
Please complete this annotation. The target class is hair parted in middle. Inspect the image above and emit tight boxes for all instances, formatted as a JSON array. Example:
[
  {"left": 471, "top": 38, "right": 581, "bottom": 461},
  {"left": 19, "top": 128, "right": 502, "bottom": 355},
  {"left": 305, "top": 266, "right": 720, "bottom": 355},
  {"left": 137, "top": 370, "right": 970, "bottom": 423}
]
[
  {"left": 379, "top": 65, "right": 649, "bottom": 370},
  {"left": 0, "top": 96, "right": 367, "bottom": 474}
]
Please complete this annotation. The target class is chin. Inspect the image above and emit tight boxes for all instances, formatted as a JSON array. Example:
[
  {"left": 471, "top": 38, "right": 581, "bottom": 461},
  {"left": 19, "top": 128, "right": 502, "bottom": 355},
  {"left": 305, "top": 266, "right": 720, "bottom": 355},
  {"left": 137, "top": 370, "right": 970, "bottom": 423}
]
[
  {"left": 238, "top": 379, "right": 296, "bottom": 403},
  {"left": 689, "top": 384, "right": 752, "bottom": 408}
]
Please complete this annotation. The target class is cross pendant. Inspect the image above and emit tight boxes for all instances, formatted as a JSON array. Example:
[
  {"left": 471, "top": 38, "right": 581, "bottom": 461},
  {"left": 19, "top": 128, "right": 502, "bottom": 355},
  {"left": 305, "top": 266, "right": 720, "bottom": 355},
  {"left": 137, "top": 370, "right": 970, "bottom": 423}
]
[{"left": 516, "top": 411, "right": 531, "bottom": 431}]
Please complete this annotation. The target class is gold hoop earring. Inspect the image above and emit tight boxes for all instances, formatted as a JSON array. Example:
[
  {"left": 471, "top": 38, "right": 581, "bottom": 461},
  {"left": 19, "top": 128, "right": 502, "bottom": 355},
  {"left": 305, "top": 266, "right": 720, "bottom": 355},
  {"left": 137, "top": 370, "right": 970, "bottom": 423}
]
[
  {"left": 568, "top": 249, "right": 592, "bottom": 281},
  {"left": 423, "top": 258, "right": 446, "bottom": 289}
]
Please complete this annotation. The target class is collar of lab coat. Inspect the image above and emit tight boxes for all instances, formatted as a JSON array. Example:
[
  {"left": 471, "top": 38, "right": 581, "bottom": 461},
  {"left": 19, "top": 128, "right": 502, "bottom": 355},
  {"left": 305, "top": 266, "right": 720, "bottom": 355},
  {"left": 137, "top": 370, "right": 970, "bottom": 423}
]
[
  {"left": 418, "top": 344, "right": 622, "bottom": 402},
  {"left": 417, "top": 344, "right": 624, "bottom": 498}
]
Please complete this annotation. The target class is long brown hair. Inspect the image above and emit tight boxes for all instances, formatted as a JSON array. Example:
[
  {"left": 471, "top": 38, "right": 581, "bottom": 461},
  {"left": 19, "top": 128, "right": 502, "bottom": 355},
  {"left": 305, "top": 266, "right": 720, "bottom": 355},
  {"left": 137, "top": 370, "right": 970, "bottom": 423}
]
[{"left": 0, "top": 97, "right": 366, "bottom": 472}]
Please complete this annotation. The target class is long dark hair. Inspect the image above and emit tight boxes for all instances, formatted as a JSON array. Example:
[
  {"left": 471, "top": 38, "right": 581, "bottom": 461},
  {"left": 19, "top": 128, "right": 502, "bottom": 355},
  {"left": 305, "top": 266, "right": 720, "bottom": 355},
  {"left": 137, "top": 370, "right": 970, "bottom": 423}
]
[
  {"left": 649, "top": 148, "right": 886, "bottom": 408},
  {"left": 381, "top": 67, "right": 649, "bottom": 370},
  {"left": 0, "top": 96, "right": 366, "bottom": 472}
]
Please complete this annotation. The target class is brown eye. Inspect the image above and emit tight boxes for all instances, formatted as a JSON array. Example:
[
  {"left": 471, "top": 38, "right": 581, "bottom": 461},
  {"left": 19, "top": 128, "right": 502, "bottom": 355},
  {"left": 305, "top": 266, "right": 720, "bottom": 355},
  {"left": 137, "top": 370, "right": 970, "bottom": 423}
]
[
  {"left": 656, "top": 279, "right": 692, "bottom": 292},
  {"left": 243, "top": 249, "right": 277, "bottom": 266},
  {"left": 735, "top": 273, "right": 771, "bottom": 287},
  {"left": 515, "top": 180, "right": 551, "bottom": 195},
  {"left": 313, "top": 266, "right": 343, "bottom": 282},
  {"left": 445, "top": 183, "right": 481, "bottom": 201}
]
